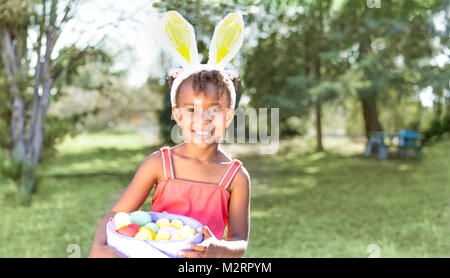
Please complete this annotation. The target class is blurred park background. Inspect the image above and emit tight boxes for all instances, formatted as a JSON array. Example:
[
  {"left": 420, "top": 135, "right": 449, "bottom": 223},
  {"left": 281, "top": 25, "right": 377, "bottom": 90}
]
[{"left": 0, "top": 0, "right": 449, "bottom": 257}]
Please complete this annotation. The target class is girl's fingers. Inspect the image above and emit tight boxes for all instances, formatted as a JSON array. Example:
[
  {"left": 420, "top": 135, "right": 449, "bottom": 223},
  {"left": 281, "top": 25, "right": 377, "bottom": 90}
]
[
  {"left": 198, "top": 226, "right": 213, "bottom": 239},
  {"left": 179, "top": 249, "right": 203, "bottom": 258},
  {"left": 188, "top": 244, "right": 206, "bottom": 252}
]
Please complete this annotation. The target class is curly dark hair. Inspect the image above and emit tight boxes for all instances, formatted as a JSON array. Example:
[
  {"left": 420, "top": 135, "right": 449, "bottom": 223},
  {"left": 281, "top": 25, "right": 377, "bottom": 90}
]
[{"left": 167, "top": 70, "right": 240, "bottom": 107}]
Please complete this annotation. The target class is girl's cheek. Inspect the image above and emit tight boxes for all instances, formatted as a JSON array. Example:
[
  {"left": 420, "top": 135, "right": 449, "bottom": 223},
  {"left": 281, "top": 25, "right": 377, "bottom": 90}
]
[{"left": 213, "top": 117, "right": 226, "bottom": 136}]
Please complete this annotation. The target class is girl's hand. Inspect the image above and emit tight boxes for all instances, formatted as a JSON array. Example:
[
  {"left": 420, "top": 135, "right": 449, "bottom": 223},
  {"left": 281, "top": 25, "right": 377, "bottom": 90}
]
[{"left": 178, "top": 226, "right": 225, "bottom": 258}]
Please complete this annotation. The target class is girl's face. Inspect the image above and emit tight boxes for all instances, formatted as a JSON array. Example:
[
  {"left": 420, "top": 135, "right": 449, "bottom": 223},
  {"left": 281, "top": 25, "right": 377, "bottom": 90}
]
[{"left": 172, "top": 81, "right": 235, "bottom": 147}]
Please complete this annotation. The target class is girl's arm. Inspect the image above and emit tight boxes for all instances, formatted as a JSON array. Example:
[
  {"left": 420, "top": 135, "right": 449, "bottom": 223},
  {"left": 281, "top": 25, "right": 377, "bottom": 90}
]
[
  {"left": 88, "top": 151, "right": 161, "bottom": 258},
  {"left": 180, "top": 166, "right": 251, "bottom": 258}
]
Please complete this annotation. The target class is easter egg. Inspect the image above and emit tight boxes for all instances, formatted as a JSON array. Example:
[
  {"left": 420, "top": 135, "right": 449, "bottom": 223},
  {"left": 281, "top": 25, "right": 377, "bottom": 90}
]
[
  {"left": 170, "top": 230, "right": 184, "bottom": 240},
  {"left": 130, "top": 211, "right": 152, "bottom": 226},
  {"left": 180, "top": 225, "right": 195, "bottom": 238},
  {"left": 114, "top": 212, "right": 131, "bottom": 230},
  {"left": 155, "top": 230, "right": 170, "bottom": 240},
  {"left": 169, "top": 219, "right": 183, "bottom": 229},
  {"left": 159, "top": 225, "right": 177, "bottom": 236},
  {"left": 134, "top": 226, "right": 155, "bottom": 240},
  {"left": 156, "top": 218, "right": 170, "bottom": 228},
  {"left": 144, "top": 226, "right": 157, "bottom": 240},
  {"left": 128, "top": 224, "right": 140, "bottom": 231},
  {"left": 145, "top": 222, "right": 159, "bottom": 234},
  {"left": 117, "top": 224, "right": 139, "bottom": 237}
]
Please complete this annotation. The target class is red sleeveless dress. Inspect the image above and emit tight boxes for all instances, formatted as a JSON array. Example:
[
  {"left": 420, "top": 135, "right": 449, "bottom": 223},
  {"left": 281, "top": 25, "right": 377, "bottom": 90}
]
[{"left": 151, "top": 146, "right": 243, "bottom": 239}]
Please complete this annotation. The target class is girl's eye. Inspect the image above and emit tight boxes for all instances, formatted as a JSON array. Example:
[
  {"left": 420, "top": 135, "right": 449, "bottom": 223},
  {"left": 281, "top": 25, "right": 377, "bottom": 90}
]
[
  {"left": 208, "top": 108, "right": 221, "bottom": 114},
  {"left": 186, "top": 108, "right": 220, "bottom": 113}
]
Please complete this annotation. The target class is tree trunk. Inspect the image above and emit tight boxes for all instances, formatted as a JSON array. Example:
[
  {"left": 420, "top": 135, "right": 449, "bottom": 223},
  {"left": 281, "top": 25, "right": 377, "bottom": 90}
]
[
  {"left": 360, "top": 92, "right": 383, "bottom": 141},
  {"left": 315, "top": 102, "right": 324, "bottom": 152},
  {"left": 313, "top": 2, "right": 325, "bottom": 152},
  {"left": 1, "top": 27, "right": 26, "bottom": 160},
  {"left": 0, "top": 0, "right": 83, "bottom": 205},
  {"left": 1, "top": 27, "right": 35, "bottom": 205},
  {"left": 314, "top": 58, "right": 324, "bottom": 152},
  {"left": 0, "top": 0, "right": 58, "bottom": 205}
]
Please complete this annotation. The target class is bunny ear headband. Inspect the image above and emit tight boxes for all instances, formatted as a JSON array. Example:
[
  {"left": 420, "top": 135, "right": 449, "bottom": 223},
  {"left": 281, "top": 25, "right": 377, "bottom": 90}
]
[{"left": 163, "top": 10, "right": 244, "bottom": 109}]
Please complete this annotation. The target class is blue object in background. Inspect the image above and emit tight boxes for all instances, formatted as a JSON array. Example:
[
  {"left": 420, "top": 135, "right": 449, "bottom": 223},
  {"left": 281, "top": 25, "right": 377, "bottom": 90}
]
[{"left": 399, "top": 130, "right": 420, "bottom": 147}]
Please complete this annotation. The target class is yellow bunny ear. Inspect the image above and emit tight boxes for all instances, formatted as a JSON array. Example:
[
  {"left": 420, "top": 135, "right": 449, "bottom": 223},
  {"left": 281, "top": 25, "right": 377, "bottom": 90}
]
[
  {"left": 208, "top": 12, "right": 244, "bottom": 68},
  {"left": 163, "top": 11, "right": 200, "bottom": 68}
]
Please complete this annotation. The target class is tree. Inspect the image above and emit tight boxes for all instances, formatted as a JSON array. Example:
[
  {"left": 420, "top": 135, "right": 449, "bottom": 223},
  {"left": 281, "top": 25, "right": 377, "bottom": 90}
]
[
  {"left": 0, "top": 0, "right": 104, "bottom": 205},
  {"left": 334, "top": 0, "right": 448, "bottom": 143},
  {"left": 244, "top": 0, "right": 347, "bottom": 151}
]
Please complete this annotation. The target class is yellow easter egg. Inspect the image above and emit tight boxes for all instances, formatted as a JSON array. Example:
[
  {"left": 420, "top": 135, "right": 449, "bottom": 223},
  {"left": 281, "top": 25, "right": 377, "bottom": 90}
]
[
  {"left": 156, "top": 218, "right": 170, "bottom": 228},
  {"left": 135, "top": 226, "right": 156, "bottom": 240},
  {"left": 180, "top": 225, "right": 195, "bottom": 238},
  {"left": 170, "top": 230, "right": 184, "bottom": 240},
  {"left": 134, "top": 229, "right": 150, "bottom": 240},
  {"left": 155, "top": 230, "right": 170, "bottom": 241},
  {"left": 169, "top": 219, "right": 183, "bottom": 229}
]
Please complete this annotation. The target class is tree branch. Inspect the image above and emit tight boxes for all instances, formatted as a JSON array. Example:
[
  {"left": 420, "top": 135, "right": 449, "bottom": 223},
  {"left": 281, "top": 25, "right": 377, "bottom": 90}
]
[
  {"left": 52, "top": 46, "right": 89, "bottom": 86},
  {"left": 0, "top": 27, "right": 19, "bottom": 90}
]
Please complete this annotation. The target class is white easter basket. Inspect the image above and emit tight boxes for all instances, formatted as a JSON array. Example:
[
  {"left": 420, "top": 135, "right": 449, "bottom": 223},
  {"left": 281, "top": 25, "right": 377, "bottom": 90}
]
[{"left": 106, "top": 211, "right": 203, "bottom": 258}]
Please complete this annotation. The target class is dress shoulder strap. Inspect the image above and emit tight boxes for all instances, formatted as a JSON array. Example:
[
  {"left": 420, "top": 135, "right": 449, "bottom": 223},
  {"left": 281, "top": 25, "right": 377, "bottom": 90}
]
[
  {"left": 218, "top": 159, "right": 243, "bottom": 190},
  {"left": 160, "top": 146, "right": 175, "bottom": 180}
]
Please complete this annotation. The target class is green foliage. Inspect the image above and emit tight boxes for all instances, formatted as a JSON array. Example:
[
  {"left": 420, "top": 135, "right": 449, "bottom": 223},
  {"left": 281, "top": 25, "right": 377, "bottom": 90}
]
[
  {"left": 52, "top": 44, "right": 113, "bottom": 90},
  {"left": 0, "top": 64, "right": 12, "bottom": 150},
  {"left": 422, "top": 112, "right": 450, "bottom": 144},
  {"left": 42, "top": 110, "right": 100, "bottom": 161},
  {"left": 152, "top": 77, "right": 174, "bottom": 144},
  {"left": 0, "top": 153, "right": 22, "bottom": 181},
  {"left": 244, "top": 0, "right": 346, "bottom": 139},
  {"left": 333, "top": 0, "right": 448, "bottom": 136},
  {"left": 151, "top": 0, "right": 449, "bottom": 144},
  {"left": 0, "top": 44, "right": 113, "bottom": 159},
  {"left": 0, "top": 150, "right": 40, "bottom": 206},
  {"left": 0, "top": 0, "right": 37, "bottom": 28}
]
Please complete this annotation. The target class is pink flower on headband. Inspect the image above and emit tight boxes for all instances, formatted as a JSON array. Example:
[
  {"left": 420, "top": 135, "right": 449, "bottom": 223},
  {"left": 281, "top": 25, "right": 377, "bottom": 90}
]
[
  {"left": 224, "top": 70, "right": 239, "bottom": 80},
  {"left": 168, "top": 68, "right": 184, "bottom": 79},
  {"left": 168, "top": 68, "right": 238, "bottom": 80}
]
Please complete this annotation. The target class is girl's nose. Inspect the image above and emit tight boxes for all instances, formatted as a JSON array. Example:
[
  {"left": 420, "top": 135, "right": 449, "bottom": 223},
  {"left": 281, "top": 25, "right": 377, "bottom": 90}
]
[{"left": 193, "top": 109, "right": 212, "bottom": 122}]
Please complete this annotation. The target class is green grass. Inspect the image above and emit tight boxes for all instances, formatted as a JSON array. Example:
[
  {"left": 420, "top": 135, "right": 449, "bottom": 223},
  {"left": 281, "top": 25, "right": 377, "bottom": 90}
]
[{"left": 0, "top": 132, "right": 449, "bottom": 257}]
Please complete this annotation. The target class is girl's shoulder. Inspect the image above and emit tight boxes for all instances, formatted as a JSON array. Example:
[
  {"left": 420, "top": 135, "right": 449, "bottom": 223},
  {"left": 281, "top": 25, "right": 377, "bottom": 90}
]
[
  {"left": 138, "top": 148, "right": 165, "bottom": 183},
  {"left": 220, "top": 151, "right": 250, "bottom": 192},
  {"left": 217, "top": 146, "right": 235, "bottom": 163},
  {"left": 228, "top": 163, "right": 251, "bottom": 193},
  {"left": 145, "top": 147, "right": 164, "bottom": 162},
  {"left": 217, "top": 147, "right": 250, "bottom": 183}
]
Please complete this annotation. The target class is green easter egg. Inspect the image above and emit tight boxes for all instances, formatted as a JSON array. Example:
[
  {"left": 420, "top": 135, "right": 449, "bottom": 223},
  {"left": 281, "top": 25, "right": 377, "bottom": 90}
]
[
  {"left": 129, "top": 211, "right": 152, "bottom": 226},
  {"left": 145, "top": 222, "right": 159, "bottom": 233}
]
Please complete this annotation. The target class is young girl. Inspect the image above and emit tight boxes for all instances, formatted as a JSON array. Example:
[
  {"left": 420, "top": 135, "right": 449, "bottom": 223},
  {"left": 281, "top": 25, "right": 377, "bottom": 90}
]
[{"left": 89, "top": 11, "right": 250, "bottom": 258}]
